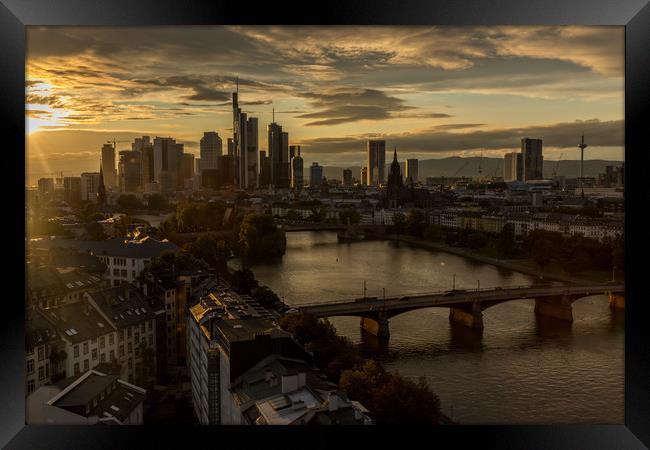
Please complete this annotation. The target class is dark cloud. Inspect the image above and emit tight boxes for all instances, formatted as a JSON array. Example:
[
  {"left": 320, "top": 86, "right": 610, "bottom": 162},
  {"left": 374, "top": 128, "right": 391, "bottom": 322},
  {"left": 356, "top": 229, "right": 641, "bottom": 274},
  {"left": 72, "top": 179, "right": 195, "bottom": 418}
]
[
  {"left": 297, "top": 88, "right": 416, "bottom": 126},
  {"left": 433, "top": 123, "right": 484, "bottom": 130},
  {"left": 297, "top": 119, "right": 623, "bottom": 155},
  {"left": 26, "top": 94, "right": 66, "bottom": 109}
]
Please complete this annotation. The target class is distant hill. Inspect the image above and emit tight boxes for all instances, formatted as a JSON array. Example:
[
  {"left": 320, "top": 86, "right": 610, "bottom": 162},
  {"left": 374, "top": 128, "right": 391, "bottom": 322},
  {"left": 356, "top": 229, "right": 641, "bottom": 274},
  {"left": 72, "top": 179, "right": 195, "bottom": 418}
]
[{"left": 321, "top": 157, "right": 623, "bottom": 181}]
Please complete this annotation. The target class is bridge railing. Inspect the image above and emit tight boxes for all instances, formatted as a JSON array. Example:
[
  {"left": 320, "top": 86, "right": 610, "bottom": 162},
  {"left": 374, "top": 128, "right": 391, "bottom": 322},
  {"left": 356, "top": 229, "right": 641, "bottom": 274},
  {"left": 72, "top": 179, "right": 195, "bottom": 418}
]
[{"left": 296, "top": 283, "right": 624, "bottom": 309}]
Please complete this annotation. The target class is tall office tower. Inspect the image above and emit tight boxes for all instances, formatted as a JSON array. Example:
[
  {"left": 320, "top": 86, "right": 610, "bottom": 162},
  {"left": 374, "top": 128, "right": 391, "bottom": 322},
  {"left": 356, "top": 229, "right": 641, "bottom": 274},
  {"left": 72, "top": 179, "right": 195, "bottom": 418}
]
[
  {"left": 80, "top": 172, "right": 100, "bottom": 201},
  {"left": 37, "top": 178, "right": 55, "bottom": 201},
  {"left": 290, "top": 146, "right": 304, "bottom": 191},
  {"left": 227, "top": 138, "right": 234, "bottom": 156},
  {"left": 182, "top": 153, "right": 195, "bottom": 180},
  {"left": 405, "top": 159, "right": 418, "bottom": 184},
  {"left": 232, "top": 88, "right": 249, "bottom": 189},
  {"left": 63, "top": 177, "right": 82, "bottom": 204},
  {"left": 199, "top": 132, "right": 222, "bottom": 174},
  {"left": 101, "top": 143, "right": 117, "bottom": 188},
  {"left": 361, "top": 167, "right": 368, "bottom": 186},
  {"left": 503, "top": 152, "right": 523, "bottom": 181},
  {"left": 367, "top": 140, "right": 386, "bottom": 186},
  {"left": 259, "top": 150, "right": 271, "bottom": 188},
  {"left": 153, "top": 137, "right": 181, "bottom": 193},
  {"left": 218, "top": 155, "right": 235, "bottom": 187},
  {"left": 309, "top": 162, "right": 323, "bottom": 188},
  {"left": 343, "top": 169, "right": 353, "bottom": 186},
  {"left": 521, "top": 138, "right": 543, "bottom": 181},
  {"left": 268, "top": 122, "right": 289, "bottom": 189},
  {"left": 195, "top": 158, "right": 201, "bottom": 174},
  {"left": 246, "top": 117, "right": 259, "bottom": 189},
  {"left": 118, "top": 150, "right": 143, "bottom": 192},
  {"left": 137, "top": 139, "right": 154, "bottom": 185}
]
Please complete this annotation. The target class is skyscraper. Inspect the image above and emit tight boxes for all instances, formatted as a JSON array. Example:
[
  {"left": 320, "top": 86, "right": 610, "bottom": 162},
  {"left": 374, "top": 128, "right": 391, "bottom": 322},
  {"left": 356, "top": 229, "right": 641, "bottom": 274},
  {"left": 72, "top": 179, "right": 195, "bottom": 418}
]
[
  {"left": 309, "top": 162, "right": 323, "bottom": 188},
  {"left": 37, "top": 178, "right": 54, "bottom": 201},
  {"left": 503, "top": 152, "right": 523, "bottom": 181},
  {"left": 246, "top": 117, "right": 259, "bottom": 189},
  {"left": 367, "top": 140, "right": 386, "bottom": 186},
  {"left": 227, "top": 138, "right": 234, "bottom": 156},
  {"left": 290, "top": 146, "right": 304, "bottom": 191},
  {"left": 343, "top": 168, "right": 352, "bottom": 186},
  {"left": 200, "top": 132, "right": 222, "bottom": 174},
  {"left": 405, "top": 159, "right": 418, "bottom": 184},
  {"left": 361, "top": 167, "right": 368, "bottom": 186},
  {"left": 153, "top": 137, "right": 181, "bottom": 193},
  {"left": 80, "top": 172, "right": 100, "bottom": 202},
  {"left": 259, "top": 150, "right": 271, "bottom": 188},
  {"left": 118, "top": 150, "right": 142, "bottom": 192},
  {"left": 521, "top": 138, "right": 543, "bottom": 181},
  {"left": 63, "top": 177, "right": 81, "bottom": 204},
  {"left": 268, "top": 121, "right": 289, "bottom": 189},
  {"left": 101, "top": 143, "right": 117, "bottom": 188},
  {"left": 134, "top": 137, "right": 154, "bottom": 185},
  {"left": 182, "top": 153, "right": 195, "bottom": 180}
]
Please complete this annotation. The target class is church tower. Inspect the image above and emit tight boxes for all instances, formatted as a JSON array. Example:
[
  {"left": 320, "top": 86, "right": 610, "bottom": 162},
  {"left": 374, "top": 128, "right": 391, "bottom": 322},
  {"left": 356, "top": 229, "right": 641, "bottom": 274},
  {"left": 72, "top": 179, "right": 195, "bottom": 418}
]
[{"left": 386, "top": 147, "right": 403, "bottom": 208}]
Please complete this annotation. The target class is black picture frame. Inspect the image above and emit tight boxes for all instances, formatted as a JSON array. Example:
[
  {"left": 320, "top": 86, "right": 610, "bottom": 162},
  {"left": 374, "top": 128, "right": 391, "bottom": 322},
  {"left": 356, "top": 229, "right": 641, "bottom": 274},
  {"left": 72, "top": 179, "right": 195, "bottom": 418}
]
[{"left": 2, "top": 0, "right": 648, "bottom": 448}]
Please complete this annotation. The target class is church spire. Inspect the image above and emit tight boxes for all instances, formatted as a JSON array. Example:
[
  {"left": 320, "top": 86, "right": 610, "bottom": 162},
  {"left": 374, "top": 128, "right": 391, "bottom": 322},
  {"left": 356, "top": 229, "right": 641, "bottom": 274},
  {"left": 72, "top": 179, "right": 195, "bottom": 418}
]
[
  {"left": 97, "top": 159, "right": 106, "bottom": 206},
  {"left": 393, "top": 146, "right": 398, "bottom": 162}
]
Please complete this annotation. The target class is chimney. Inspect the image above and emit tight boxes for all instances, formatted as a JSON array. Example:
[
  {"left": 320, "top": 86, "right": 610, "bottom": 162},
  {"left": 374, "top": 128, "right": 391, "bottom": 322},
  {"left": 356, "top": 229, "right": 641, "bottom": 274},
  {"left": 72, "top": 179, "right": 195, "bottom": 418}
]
[
  {"left": 281, "top": 373, "right": 298, "bottom": 394},
  {"left": 327, "top": 391, "right": 339, "bottom": 412}
]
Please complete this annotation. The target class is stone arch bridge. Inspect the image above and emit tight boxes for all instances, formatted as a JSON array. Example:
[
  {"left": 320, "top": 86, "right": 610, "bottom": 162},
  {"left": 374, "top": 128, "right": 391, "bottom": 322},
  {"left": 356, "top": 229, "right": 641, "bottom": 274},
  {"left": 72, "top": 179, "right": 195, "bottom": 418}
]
[{"left": 297, "top": 284, "right": 625, "bottom": 338}]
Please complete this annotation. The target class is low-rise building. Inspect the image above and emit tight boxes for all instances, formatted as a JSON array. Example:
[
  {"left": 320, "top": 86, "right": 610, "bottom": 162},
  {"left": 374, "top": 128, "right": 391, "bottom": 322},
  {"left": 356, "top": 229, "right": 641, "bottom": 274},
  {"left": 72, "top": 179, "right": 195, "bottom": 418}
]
[{"left": 27, "top": 369, "right": 145, "bottom": 425}]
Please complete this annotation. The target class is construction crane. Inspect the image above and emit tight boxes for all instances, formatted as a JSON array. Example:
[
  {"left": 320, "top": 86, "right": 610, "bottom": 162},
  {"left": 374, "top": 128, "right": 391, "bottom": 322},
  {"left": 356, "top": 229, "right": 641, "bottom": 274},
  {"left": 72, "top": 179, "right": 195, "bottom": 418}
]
[{"left": 552, "top": 152, "right": 564, "bottom": 177}]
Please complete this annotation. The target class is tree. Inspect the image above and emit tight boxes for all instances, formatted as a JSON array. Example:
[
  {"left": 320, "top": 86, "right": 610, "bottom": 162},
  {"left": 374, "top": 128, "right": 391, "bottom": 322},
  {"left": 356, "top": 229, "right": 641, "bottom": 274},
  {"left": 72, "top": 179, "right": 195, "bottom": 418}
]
[
  {"left": 146, "top": 250, "right": 208, "bottom": 276},
  {"left": 405, "top": 209, "right": 426, "bottom": 238},
  {"left": 424, "top": 224, "right": 442, "bottom": 242},
  {"left": 392, "top": 212, "right": 406, "bottom": 234},
  {"left": 496, "top": 224, "right": 515, "bottom": 258},
  {"left": 185, "top": 236, "right": 231, "bottom": 273},
  {"left": 467, "top": 232, "right": 487, "bottom": 250},
  {"left": 231, "top": 268, "right": 259, "bottom": 294},
  {"left": 339, "top": 210, "right": 361, "bottom": 225},
  {"left": 251, "top": 286, "right": 281, "bottom": 308},
  {"left": 85, "top": 221, "right": 108, "bottom": 241},
  {"left": 238, "top": 213, "right": 286, "bottom": 260},
  {"left": 117, "top": 194, "right": 143, "bottom": 210},
  {"left": 531, "top": 238, "right": 553, "bottom": 279},
  {"left": 285, "top": 210, "right": 301, "bottom": 222},
  {"left": 147, "top": 194, "right": 169, "bottom": 211}
]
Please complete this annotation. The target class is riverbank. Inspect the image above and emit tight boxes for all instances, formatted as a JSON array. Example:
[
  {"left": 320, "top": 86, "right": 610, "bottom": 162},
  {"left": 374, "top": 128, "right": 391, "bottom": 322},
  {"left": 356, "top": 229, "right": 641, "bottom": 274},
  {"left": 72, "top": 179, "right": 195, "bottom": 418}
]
[{"left": 383, "top": 234, "right": 619, "bottom": 285}]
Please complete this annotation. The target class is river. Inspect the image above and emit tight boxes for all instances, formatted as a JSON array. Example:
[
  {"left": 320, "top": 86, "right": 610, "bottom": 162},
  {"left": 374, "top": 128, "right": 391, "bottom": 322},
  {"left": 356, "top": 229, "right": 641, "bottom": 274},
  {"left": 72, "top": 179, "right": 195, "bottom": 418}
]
[{"left": 238, "top": 231, "right": 624, "bottom": 424}]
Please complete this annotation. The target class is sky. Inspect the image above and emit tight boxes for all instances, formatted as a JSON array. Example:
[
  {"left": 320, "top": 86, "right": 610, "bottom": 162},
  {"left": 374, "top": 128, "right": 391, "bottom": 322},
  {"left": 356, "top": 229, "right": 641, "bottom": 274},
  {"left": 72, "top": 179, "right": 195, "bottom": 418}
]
[{"left": 25, "top": 25, "right": 624, "bottom": 183}]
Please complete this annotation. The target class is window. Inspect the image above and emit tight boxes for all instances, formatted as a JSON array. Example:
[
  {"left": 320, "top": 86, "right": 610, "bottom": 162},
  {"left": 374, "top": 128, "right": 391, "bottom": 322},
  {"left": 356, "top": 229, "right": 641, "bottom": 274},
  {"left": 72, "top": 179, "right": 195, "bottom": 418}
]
[
  {"left": 27, "top": 360, "right": 34, "bottom": 374},
  {"left": 100, "top": 337, "right": 105, "bottom": 349},
  {"left": 141, "top": 337, "right": 146, "bottom": 346},
  {"left": 37, "top": 347, "right": 44, "bottom": 361},
  {"left": 134, "top": 332, "right": 139, "bottom": 343},
  {"left": 92, "top": 349, "right": 98, "bottom": 361},
  {"left": 109, "top": 334, "right": 114, "bottom": 346},
  {"left": 127, "top": 328, "right": 131, "bottom": 338},
  {"left": 121, "top": 270, "right": 127, "bottom": 277},
  {"left": 46, "top": 363, "right": 49, "bottom": 377},
  {"left": 84, "top": 359, "right": 89, "bottom": 371},
  {"left": 132, "top": 259, "right": 135, "bottom": 267},
  {"left": 83, "top": 342, "right": 89, "bottom": 355},
  {"left": 38, "top": 366, "right": 45, "bottom": 380},
  {"left": 109, "top": 350, "right": 115, "bottom": 361},
  {"left": 127, "top": 342, "right": 132, "bottom": 354},
  {"left": 128, "top": 359, "right": 132, "bottom": 369},
  {"left": 27, "top": 380, "right": 35, "bottom": 394},
  {"left": 100, "top": 353, "right": 106, "bottom": 363},
  {"left": 119, "top": 345, "right": 124, "bottom": 357},
  {"left": 73, "top": 345, "right": 79, "bottom": 358},
  {"left": 132, "top": 271, "right": 136, "bottom": 278},
  {"left": 113, "top": 269, "right": 119, "bottom": 277},
  {"left": 73, "top": 363, "right": 80, "bottom": 376},
  {"left": 92, "top": 338, "right": 97, "bottom": 344}
]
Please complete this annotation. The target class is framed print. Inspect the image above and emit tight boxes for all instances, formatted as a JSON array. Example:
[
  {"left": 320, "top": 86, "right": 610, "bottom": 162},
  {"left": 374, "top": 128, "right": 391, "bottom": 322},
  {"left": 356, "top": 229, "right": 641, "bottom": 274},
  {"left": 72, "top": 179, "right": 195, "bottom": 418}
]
[{"left": 1, "top": 0, "right": 649, "bottom": 448}]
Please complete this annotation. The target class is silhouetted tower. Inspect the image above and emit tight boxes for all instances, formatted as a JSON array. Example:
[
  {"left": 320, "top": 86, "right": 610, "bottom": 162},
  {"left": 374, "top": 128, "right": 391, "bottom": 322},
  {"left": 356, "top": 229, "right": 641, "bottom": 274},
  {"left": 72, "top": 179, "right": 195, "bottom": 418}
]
[
  {"left": 578, "top": 133, "right": 588, "bottom": 197},
  {"left": 97, "top": 161, "right": 107, "bottom": 206}
]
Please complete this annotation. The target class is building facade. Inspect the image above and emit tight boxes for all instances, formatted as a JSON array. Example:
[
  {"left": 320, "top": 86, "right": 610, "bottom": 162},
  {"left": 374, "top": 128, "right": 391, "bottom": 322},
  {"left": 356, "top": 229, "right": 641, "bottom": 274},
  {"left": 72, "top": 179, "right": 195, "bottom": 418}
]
[{"left": 367, "top": 140, "right": 386, "bottom": 186}]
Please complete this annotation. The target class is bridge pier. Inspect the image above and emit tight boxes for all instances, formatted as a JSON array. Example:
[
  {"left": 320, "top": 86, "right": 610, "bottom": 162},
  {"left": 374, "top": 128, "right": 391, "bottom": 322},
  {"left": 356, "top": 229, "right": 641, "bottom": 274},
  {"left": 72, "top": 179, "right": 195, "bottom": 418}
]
[
  {"left": 449, "top": 302, "right": 484, "bottom": 330},
  {"left": 360, "top": 314, "right": 390, "bottom": 338},
  {"left": 608, "top": 293, "right": 625, "bottom": 310},
  {"left": 534, "top": 295, "right": 573, "bottom": 322}
]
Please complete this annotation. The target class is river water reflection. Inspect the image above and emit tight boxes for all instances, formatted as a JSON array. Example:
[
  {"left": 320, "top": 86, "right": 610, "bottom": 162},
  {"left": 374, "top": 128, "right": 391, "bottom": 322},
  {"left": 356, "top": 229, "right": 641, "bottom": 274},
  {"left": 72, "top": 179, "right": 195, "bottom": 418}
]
[{"left": 240, "top": 231, "right": 624, "bottom": 424}]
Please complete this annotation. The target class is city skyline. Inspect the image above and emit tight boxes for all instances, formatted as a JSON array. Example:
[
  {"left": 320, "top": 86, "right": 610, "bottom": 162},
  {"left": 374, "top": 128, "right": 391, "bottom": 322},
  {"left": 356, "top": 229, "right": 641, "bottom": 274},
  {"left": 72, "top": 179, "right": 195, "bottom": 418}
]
[{"left": 26, "top": 26, "right": 624, "bottom": 181}]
